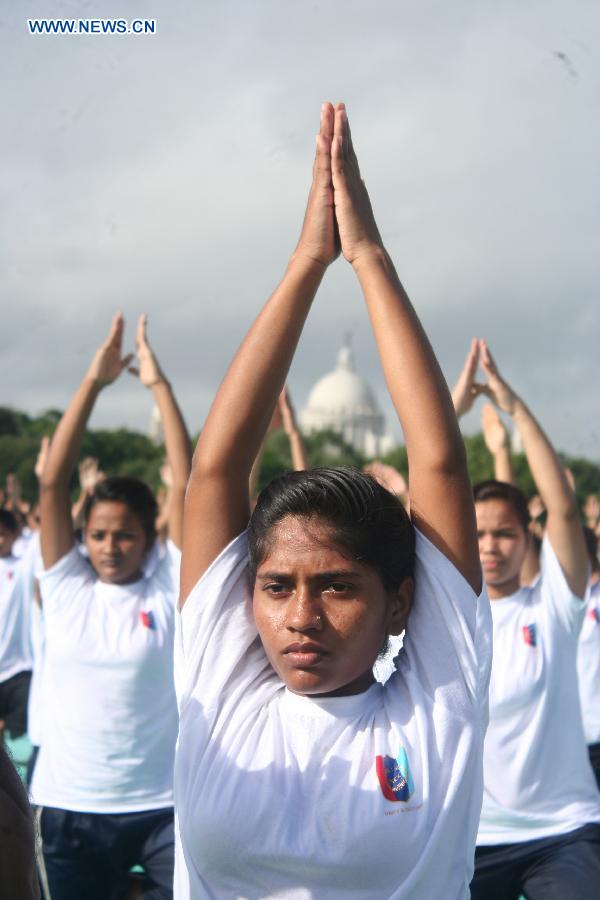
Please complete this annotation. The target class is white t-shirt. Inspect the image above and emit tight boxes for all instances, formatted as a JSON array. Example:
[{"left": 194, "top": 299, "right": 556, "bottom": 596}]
[
  {"left": 31, "top": 542, "right": 180, "bottom": 813},
  {"left": 577, "top": 579, "right": 600, "bottom": 745},
  {"left": 13, "top": 531, "right": 46, "bottom": 745},
  {"left": 478, "top": 536, "right": 600, "bottom": 845},
  {"left": 174, "top": 529, "right": 492, "bottom": 900},
  {"left": 0, "top": 554, "right": 33, "bottom": 683}
]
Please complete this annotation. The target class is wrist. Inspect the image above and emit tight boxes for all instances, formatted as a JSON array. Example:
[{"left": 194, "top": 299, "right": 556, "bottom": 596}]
[
  {"left": 149, "top": 378, "right": 170, "bottom": 391},
  {"left": 350, "top": 244, "right": 389, "bottom": 274},
  {"left": 288, "top": 251, "right": 329, "bottom": 275},
  {"left": 82, "top": 374, "right": 105, "bottom": 395},
  {"left": 509, "top": 396, "right": 526, "bottom": 421}
]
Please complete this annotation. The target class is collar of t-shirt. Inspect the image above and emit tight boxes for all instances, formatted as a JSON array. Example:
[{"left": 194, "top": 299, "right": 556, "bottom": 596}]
[
  {"left": 280, "top": 681, "right": 382, "bottom": 720},
  {"left": 93, "top": 575, "right": 146, "bottom": 603}
]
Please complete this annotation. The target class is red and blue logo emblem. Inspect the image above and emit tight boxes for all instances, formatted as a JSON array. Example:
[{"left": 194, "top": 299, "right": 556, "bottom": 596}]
[
  {"left": 376, "top": 747, "right": 414, "bottom": 802},
  {"left": 588, "top": 607, "right": 600, "bottom": 624},
  {"left": 140, "top": 610, "right": 156, "bottom": 630},
  {"left": 522, "top": 623, "right": 537, "bottom": 646}
]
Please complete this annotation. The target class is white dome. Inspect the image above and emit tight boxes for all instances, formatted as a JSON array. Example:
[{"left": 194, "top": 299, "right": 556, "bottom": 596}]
[
  {"left": 305, "top": 346, "right": 380, "bottom": 418},
  {"left": 301, "top": 344, "right": 391, "bottom": 456}
]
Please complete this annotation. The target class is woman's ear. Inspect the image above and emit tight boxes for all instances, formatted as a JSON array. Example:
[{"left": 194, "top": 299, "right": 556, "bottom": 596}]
[{"left": 387, "top": 577, "right": 414, "bottom": 636}]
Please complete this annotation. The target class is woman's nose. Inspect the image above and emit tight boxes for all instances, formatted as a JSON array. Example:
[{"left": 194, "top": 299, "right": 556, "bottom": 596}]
[{"left": 287, "top": 588, "right": 323, "bottom": 632}]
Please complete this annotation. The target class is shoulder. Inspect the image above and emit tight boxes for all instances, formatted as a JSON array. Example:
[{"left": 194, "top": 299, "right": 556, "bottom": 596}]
[{"left": 38, "top": 544, "right": 95, "bottom": 607}]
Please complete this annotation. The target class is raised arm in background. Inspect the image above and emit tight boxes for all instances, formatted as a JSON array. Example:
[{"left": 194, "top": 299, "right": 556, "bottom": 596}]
[
  {"left": 71, "top": 457, "right": 105, "bottom": 530},
  {"left": 332, "top": 104, "right": 480, "bottom": 591},
  {"left": 180, "top": 103, "right": 339, "bottom": 603},
  {"left": 279, "top": 386, "right": 309, "bottom": 471},
  {"left": 481, "top": 403, "right": 514, "bottom": 485},
  {"left": 479, "top": 339, "right": 588, "bottom": 597},
  {"left": 452, "top": 338, "right": 487, "bottom": 420},
  {"left": 129, "top": 314, "right": 192, "bottom": 549},
  {"left": 40, "top": 314, "right": 133, "bottom": 570}
]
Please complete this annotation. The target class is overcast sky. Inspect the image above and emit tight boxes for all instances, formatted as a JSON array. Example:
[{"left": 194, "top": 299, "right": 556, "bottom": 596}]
[{"left": 1, "top": 1, "right": 598, "bottom": 458}]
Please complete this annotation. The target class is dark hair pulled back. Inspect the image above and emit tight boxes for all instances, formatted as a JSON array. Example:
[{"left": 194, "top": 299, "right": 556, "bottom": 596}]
[
  {"left": 0, "top": 508, "right": 19, "bottom": 534},
  {"left": 83, "top": 475, "right": 158, "bottom": 541},
  {"left": 248, "top": 467, "right": 414, "bottom": 591}
]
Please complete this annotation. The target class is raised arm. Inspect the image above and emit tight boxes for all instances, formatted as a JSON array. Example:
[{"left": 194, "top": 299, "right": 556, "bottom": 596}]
[
  {"left": 130, "top": 314, "right": 191, "bottom": 549},
  {"left": 479, "top": 339, "right": 588, "bottom": 597},
  {"left": 331, "top": 104, "right": 480, "bottom": 591},
  {"left": 481, "top": 403, "right": 515, "bottom": 485},
  {"left": 279, "top": 386, "right": 309, "bottom": 471},
  {"left": 452, "top": 339, "right": 487, "bottom": 419},
  {"left": 40, "top": 314, "right": 133, "bottom": 569},
  {"left": 180, "top": 104, "right": 339, "bottom": 604}
]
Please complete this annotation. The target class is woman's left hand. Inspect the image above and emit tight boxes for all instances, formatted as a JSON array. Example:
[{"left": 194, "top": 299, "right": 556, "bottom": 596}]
[
  {"left": 479, "top": 340, "right": 518, "bottom": 415},
  {"left": 129, "top": 313, "right": 167, "bottom": 388},
  {"left": 294, "top": 102, "right": 340, "bottom": 268}
]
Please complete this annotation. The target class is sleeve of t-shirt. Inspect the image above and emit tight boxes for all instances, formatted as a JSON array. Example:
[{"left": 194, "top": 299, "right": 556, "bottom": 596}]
[
  {"left": 399, "top": 529, "right": 492, "bottom": 713},
  {"left": 38, "top": 545, "right": 95, "bottom": 612},
  {"left": 538, "top": 534, "right": 589, "bottom": 635},
  {"left": 176, "top": 531, "right": 275, "bottom": 718}
]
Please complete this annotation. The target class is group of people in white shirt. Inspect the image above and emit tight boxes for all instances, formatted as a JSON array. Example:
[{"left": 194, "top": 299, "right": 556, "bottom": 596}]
[{"left": 1, "top": 100, "right": 599, "bottom": 900}]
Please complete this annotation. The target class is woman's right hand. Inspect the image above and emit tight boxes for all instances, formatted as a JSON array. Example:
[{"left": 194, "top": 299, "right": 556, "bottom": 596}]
[
  {"left": 479, "top": 340, "right": 519, "bottom": 416},
  {"left": 85, "top": 313, "right": 133, "bottom": 388},
  {"left": 294, "top": 102, "right": 340, "bottom": 268},
  {"left": 330, "top": 103, "right": 383, "bottom": 265}
]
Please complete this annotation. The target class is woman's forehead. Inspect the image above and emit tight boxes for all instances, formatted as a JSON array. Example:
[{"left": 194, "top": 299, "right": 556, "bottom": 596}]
[{"left": 259, "top": 516, "right": 354, "bottom": 571}]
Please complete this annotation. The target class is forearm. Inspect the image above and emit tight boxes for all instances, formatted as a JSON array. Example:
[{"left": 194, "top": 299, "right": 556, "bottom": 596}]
[
  {"left": 151, "top": 381, "right": 192, "bottom": 489},
  {"left": 512, "top": 399, "right": 576, "bottom": 516},
  {"left": 353, "top": 249, "right": 465, "bottom": 475},
  {"left": 193, "top": 254, "right": 324, "bottom": 482},
  {"left": 289, "top": 429, "right": 309, "bottom": 471},
  {"left": 71, "top": 490, "right": 89, "bottom": 529},
  {"left": 492, "top": 447, "right": 514, "bottom": 485},
  {"left": 41, "top": 377, "right": 100, "bottom": 490}
]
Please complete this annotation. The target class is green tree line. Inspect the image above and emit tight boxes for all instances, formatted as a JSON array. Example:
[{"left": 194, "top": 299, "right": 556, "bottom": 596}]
[{"left": 0, "top": 405, "right": 598, "bottom": 506}]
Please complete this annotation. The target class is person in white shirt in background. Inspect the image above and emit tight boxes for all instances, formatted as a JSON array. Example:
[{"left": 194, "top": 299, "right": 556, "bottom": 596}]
[
  {"left": 578, "top": 526, "right": 600, "bottom": 789},
  {"left": 34, "top": 313, "right": 191, "bottom": 900},
  {"left": 453, "top": 339, "right": 600, "bottom": 899},
  {"left": 175, "top": 101, "right": 492, "bottom": 900},
  {"left": 0, "top": 507, "right": 33, "bottom": 745}
]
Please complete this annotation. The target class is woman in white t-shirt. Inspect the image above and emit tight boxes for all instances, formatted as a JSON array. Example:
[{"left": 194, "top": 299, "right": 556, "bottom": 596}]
[
  {"left": 459, "top": 341, "right": 600, "bottom": 898},
  {"left": 35, "top": 313, "right": 191, "bottom": 900},
  {"left": 175, "top": 102, "right": 492, "bottom": 900},
  {"left": 578, "top": 527, "right": 600, "bottom": 789}
]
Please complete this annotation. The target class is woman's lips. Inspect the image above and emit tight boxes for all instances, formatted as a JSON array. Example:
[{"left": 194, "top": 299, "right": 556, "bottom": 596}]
[{"left": 283, "top": 643, "right": 329, "bottom": 668}]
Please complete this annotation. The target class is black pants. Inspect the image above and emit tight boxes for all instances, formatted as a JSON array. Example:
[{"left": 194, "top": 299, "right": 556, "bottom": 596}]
[
  {"left": 471, "top": 823, "right": 600, "bottom": 900},
  {"left": 38, "top": 806, "right": 174, "bottom": 900},
  {"left": 0, "top": 669, "right": 32, "bottom": 737},
  {"left": 589, "top": 742, "right": 600, "bottom": 791}
]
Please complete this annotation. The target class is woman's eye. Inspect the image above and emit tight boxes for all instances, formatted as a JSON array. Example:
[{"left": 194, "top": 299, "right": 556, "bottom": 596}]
[
  {"left": 325, "top": 583, "right": 349, "bottom": 594},
  {"left": 265, "top": 583, "right": 290, "bottom": 595}
]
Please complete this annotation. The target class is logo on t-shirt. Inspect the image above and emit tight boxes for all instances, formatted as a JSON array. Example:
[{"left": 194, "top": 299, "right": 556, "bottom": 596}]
[
  {"left": 376, "top": 747, "right": 414, "bottom": 802},
  {"left": 522, "top": 623, "right": 537, "bottom": 646},
  {"left": 140, "top": 610, "right": 156, "bottom": 630},
  {"left": 588, "top": 607, "right": 600, "bottom": 624}
]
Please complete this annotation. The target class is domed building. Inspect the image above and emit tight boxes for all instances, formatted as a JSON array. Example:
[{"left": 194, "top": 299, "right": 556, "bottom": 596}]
[{"left": 301, "top": 342, "right": 395, "bottom": 457}]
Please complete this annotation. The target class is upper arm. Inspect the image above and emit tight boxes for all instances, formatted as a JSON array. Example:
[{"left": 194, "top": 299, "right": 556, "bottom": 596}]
[
  {"left": 408, "top": 464, "right": 482, "bottom": 596},
  {"left": 179, "top": 467, "right": 250, "bottom": 608},
  {"left": 167, "top": 485, "right": 185, "bottom": 551},
  {"left": 39, "top": 483, "right": 75, "bottom": 570},
  {"left": 545, "top": 509, "right": 589, "bottom": 599}
]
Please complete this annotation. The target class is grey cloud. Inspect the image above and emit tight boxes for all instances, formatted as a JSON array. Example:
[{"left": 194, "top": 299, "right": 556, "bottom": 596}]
[{"left": 1, "top": 0, "right": 599, "bottom": 459}]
